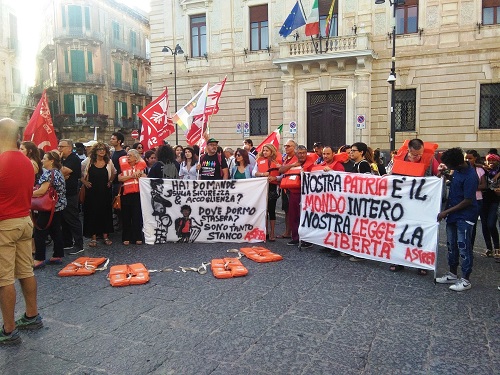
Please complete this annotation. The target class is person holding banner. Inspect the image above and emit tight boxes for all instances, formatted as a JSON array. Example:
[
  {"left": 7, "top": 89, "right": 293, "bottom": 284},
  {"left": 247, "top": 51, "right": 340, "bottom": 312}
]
[
  {"left": 277, "top": 140, "right": 298, "bottom": 240},
  {"left": 280, "top": 145, "right": 315, "bottom": 247},
  {"left": 197, "top": 138, "right": 228, "bottom": 180},
  {"left": 230, "top": 149, "right": 253, "bottom": 179},
  {"left": 436, "top": 148, "right": 478, "bottom": 291},
  {"left": 179, "top": 146, "right": 198, "bottom": 180},
  {"left": 253, "top": 144, "right": 282, "bottom": 242}
]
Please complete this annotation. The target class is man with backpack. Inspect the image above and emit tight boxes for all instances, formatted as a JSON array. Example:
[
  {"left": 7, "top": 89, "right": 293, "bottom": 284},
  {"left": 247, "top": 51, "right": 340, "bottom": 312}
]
[{"left": 197, "top": 138, "right": 228, "bottom": 180}]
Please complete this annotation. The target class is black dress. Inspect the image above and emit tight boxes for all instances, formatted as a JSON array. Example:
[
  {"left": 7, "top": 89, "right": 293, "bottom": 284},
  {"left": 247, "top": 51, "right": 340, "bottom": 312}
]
[{"left": 83, "top": 164, "right": 114, "bottom": 237}]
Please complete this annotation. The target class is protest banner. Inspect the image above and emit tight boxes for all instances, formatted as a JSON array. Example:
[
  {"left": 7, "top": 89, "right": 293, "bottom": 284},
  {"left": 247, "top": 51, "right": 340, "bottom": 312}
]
[
  {"left": 139, "top": 178, "right": 268, "bottom": 244},
  {"left": 298, "top": 171, "right": 442, "bottom": 270}
]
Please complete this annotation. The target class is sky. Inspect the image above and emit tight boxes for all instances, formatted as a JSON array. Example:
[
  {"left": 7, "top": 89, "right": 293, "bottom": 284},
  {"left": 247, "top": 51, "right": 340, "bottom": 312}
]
[{"left": 6, "top": 0, "right": 150, "bottom": 90}]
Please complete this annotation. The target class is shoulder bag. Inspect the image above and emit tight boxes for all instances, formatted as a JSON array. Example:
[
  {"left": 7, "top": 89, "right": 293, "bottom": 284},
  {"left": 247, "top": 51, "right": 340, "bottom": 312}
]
[{"left": 31, "top": 170, "right": 58, "bottom": 230}]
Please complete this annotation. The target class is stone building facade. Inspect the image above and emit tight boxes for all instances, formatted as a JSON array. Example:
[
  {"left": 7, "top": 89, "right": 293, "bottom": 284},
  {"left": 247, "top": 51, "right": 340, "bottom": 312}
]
[
  {"left": 150, "top": 0, "right": 500, "bottom": 152},
  {"left": 33, "top": 0, "right": 151, "bottom": 142}
]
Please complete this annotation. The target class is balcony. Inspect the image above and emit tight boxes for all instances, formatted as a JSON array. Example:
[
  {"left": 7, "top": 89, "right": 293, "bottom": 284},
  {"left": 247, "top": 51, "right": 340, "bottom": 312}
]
[
  {"left": 131, "top": 84, "right": 150, "bottom": 96},
  {"left": 273, "top": 34, "right": 374, "bottom": 73},
  {"left": 131, "top": 47, "right": 148, "bottom": 61},
  {"left": 57, "top": 72, "right": 105, "bottom": 85},
  {"left": 10, "top": 93, "right": 36, "bottom": 108},
  {"left": 111, "top": 81, "right": 131, "bottom": 92},
  {"left": 54, "top": 27, "right": 103, "bottom": 44}
]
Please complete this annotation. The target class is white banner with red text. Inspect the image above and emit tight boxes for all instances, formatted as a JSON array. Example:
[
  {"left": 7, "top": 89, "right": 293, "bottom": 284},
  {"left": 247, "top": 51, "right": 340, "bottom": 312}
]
[
  {"left": 139, "top": 178, "right": 268, "bottom": 244},
  {"left": 298, "top": 171, "right": 442, "bottom": 270}
]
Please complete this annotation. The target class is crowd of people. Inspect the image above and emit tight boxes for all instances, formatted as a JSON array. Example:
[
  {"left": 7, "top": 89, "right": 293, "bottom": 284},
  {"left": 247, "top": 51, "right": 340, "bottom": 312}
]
[{"left": 2, "top": 115, "right": 500, "bottom": 344}]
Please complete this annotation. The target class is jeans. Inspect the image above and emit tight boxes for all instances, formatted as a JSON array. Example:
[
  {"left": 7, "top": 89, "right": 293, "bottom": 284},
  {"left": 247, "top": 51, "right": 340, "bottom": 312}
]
[
  {"left": 61, "top": 194, "right": 83, "bottom": 249},
  {"left": 480, "top": 200, "right": 499, "bottom": 250},
  {"left": 446, "top": 220, "right": 474, "bottom": 280},
  {"left": 34, "top": 211, "right": 64, "bottom": 261}
]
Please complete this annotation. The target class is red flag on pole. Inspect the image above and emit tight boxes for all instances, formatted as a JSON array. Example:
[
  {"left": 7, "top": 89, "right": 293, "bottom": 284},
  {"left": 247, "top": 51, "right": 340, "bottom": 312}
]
[
  {"left": 138, "top": 88, "right": 175, "bottom": 150},
  {"left": 256, "top": 124, "right": 283, "bottom": 152},
  {"left": 23, "top": 90, "right": 58, "bottom": 152},
  {"left": 185, "top": 77, "right": 227, "bottom": 146}
]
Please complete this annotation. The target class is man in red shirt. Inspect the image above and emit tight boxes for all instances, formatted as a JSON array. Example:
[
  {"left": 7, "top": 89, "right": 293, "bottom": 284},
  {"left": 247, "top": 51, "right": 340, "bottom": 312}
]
[{"left": 0, "top": 118, "right": 43, "bottom": 345}]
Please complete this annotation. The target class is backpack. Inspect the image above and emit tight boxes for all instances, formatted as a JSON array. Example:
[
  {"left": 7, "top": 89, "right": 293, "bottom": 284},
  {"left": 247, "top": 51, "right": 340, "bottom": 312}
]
[
  {"left": 356, "top": 159, "right": 378, "bottom": 175},
  {"left": 158, "top": 161, "right": 179, "bottom": 179}
]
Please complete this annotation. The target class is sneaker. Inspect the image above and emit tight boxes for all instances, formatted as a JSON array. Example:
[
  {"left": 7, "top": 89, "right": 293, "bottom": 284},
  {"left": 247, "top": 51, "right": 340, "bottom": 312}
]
[
  {"left": 15, "top": 314, "right": 43, "bottom": 330},
  {"left": 69, "top": 248, "right": 84, "bottom": 255},
  {"left": 287, "top": 240, "right": 299, "bottom": 246},
  {"left": 300, "top": 241, "right": 313, "bottom": 248},
  {"left": 436, "top": 272, "right": 458, "bottom": 284},
  {"left": 449, "top": 278, "right": 471, "bottom": 291},
  {"left": 340, "top": 252, "right": 350, "bottom": 257},
  {"left": 0, "top": 328, "right": 21, "bottom": 345},
  {"left": 63, "top": 245, "right": 74, "bottom": 250},
  {"left": 349, "top": 256, "right": 363, "bottom": 262}
]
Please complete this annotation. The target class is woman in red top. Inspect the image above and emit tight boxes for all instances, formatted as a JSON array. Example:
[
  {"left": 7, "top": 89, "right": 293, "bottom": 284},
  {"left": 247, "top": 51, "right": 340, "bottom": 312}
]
[{"left": 253, "top": 144, "right": 281, "bottom": 241}]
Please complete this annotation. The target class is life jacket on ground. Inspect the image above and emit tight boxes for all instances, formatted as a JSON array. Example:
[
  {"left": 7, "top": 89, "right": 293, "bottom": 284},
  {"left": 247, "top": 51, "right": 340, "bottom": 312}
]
[
  {"left": 392, "top": 140, "right": 438, "bottom": 177},
  {"left": 119, "top": 156, "right": 147, "bottom": 195},
  {"left": 256, "top": 157, "right": 281, "bottom": 184},
  {"left": 58, "top": 257, "right": 109, "bottom": 277},
  {"left": 240, "top": 246, "right": 283, "bottom": 263},
  {"left": 211, "top": 258, "right": 248, "bottom": 279},
  {"left": 108, "top": 263, "right": 150, "bottom": 287}
]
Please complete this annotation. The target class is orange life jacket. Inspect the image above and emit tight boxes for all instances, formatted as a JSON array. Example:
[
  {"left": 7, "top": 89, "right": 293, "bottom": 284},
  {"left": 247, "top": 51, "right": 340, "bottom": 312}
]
[
  {"left": 281, "top": 154, "right": 316, "bottom": 192},
  {"left": 392, "top": 140, "right": 438, "bottom": 177},
  {"left": 240, "top": 246, "right": 283, "bottom": 263},
  {"left": 211, "top": 258, "right": 248, "bottom": 279},
  {"left": 256, "top": 157, "right": 281, "bottom": 183},
  {"left": 108, "top": 263, "right": 150, "bottom": 287},
  {"left": 310, "top": 153, "right": 348, "bottom": 172},
  {"left": 119, "top": 156, "right": 147, "bottom": 195},
  {"left": 58, "top": 257, "right": 109, "bottom": 277}
]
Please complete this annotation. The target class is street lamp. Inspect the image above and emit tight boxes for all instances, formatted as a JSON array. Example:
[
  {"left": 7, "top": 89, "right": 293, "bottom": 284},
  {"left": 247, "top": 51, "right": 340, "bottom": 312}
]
[
  {"left": 162, "top": 44, "right": 184, "bottom": 145},
  {"left": 375, "top": 0, "right": 404, "bottom": 152}
]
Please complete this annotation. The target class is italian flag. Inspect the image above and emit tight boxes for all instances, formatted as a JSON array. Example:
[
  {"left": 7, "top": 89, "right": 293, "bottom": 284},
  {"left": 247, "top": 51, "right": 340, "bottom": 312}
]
[
  {"left": 256, "top": 124, "right": 283, "bottom": 153},
  {"left": 305, "top": 0, "right": 320, "bottom": 36}
]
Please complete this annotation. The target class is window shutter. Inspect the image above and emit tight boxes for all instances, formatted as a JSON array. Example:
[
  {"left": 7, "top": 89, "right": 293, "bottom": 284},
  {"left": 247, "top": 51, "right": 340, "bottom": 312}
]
[
  {"left": 84, "top": 7, "right": 90, "bottom": 29},
  {"left": 87, "top": 51, "right": 93, "bottom": 74},
  {"left": 61, "top": 6, "right": 66, "bottom": 27},
  {"left": 64, "top": 94, "right": 75, "bottom": 115},
  {"left": 250, "top": 4, "right": 267, "bottom": 22}
]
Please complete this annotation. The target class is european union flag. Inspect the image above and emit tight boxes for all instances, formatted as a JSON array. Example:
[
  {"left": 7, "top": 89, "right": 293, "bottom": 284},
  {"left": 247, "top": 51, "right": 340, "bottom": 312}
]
[{"left": 279, "top": 1, "right": 306, "bottom": 38}]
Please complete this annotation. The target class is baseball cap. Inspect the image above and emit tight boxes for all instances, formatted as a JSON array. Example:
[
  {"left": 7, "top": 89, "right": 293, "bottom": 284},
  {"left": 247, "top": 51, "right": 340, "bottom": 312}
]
[
  {"left": 207, "top": 138, "right": 219, "bottom": 144},
  {"left": 83, "top": 140, "right": 98, "bottom": 147}
]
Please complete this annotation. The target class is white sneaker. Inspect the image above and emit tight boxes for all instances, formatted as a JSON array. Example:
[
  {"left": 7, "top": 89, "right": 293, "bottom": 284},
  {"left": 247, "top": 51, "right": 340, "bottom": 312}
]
[
  {"left": 349, "top": 256, "right": 363, "bottom": 262},
  {"left": 449, "top": 278, "right": 471, "bottom": 291},
  {"left": 436, "top": 272, "right": 458, "bottom": 284}
]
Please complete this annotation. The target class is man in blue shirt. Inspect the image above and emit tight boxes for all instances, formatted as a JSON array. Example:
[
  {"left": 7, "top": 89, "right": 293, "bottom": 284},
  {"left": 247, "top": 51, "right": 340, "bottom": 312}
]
[{"left": 436, "top": 148, "right": 478, "bottom": 291}]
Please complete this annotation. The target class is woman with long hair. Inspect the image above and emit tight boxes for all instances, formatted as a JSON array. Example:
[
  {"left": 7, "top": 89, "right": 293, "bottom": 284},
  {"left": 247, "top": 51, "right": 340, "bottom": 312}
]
[
  {"left": 81, "top": 142, "right": 116, "bottom": 247},
  {"left": 118, "top": 149, "right": 146, "bottom": 245},
  {"left": 20, "top": 141, "right": 43, "bottom": 181},
  {"left": 481, "top": 153, "right": 500, "bottom": 258},
  {"left": 230, "top": 148, "right": 252, "bottom": 179},
  {"left": 253, "top": 143, "right": 281, "bottom": 241},
  {"left": 147, "top": 144, "right": 178, "bottom": 179},
  {"left": 132, "top": 142, "right": 144, "bottom": 156},
  {"left": 174, "top": 145, "right": 184, "bottom": 165},
  {"left": 179, "top": 146, "right": 198, "bottom": 180},
  {"left": 32, "top": 151, "right": 67, "bottom": 268}
]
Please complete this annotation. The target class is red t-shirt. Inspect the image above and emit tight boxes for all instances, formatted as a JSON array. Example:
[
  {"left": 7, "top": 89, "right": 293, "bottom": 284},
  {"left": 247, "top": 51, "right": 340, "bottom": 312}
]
[{"left": 0, "top": 151, "right": 35, "bottom": 221}]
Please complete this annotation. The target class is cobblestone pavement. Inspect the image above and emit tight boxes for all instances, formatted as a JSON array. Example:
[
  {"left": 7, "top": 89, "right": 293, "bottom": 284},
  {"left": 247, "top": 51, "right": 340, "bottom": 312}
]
[{"left": 1, "top": 213, "right": 499, "bottom": 375}]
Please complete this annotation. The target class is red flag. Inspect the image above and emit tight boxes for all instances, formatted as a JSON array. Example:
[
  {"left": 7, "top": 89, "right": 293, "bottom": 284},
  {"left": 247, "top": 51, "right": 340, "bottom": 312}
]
[
  {"left": 138, "top": 88, "right": 175, "bottom": 150},
  {"left": 23, "top": 90, "right": 58, "bottom": 152},
  {"left": 185, "top": 77, "right": 227, "bottom": 146},
  {"left": 256, "top": 124, "right": 283, "bottom": 152}
]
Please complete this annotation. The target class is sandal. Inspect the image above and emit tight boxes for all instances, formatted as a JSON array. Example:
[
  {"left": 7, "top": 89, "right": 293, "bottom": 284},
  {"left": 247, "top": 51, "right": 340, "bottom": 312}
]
[
  {"left": 103, "top": 238, "right": 112, "bottom": 246},
  {"left": 135, "top": 241, "right": 143, "bottom": 245},
  {"left": 123, "top": 241, "right": 130, "bottom": 246},
  {"left": 481, "top": 250, "right": 493, "bottom": 258},
  {"left": 33, "top": 260, "right": 46, "bottom": 269},
  {"left": 389, "top": 264, "right": 404, "bottom": 272},
  {"left": 88, "top": 240, "right": 97, "bottom": 247},
  {"left": 494, "top": 249, "right": 500, "bottom": 259},
  {"left": 48, "top": 257, "right": 63, "bottom": 265},
  {"left": 417, "top": 269, "right": 427, "bottom": 276},
  {"left": 276, "top": 234, "right": 291, "bottom": 239}
]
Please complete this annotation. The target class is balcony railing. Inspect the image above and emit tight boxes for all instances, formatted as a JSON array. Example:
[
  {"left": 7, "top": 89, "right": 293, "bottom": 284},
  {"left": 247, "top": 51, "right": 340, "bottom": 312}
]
[
  {"left": 10, "top": 93, "right": 36, "bottom": 108},
  {"left": 111, "top": 81, "right": 131, "bottom": 92},
  {"left": 278, "top": 34, "right": 370, "bottom": 58},
  {"left": 54, "top": 27, "right": 103, "bottom": 43},
  {"left": 57, "top": 72, "right": 105, "bottom": 85}
]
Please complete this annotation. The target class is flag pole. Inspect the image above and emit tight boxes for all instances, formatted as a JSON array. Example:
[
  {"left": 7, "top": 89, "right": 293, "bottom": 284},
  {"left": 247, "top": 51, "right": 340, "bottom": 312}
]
[{"left": 299, "top": 0, "right": 318, "bottom": 54}]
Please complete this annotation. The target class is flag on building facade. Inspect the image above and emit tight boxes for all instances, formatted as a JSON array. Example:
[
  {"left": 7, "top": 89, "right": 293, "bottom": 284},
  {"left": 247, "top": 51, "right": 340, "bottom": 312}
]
[
  {"left": 256, "top": 124, "right": 283, "bottom": 152},
  {"left": 138, "top": 88, "right": 174, "bottom": 150},
  {"left": 172, "top": 84, "right": 208, "bottom": 132},
  {"left": 279, "top": 1, "right": 307, "bottom": 37},
  {"left": 23, "top": 90, "right": 58, "bottom": 152},
  {"left": 325, "top": 0, "right": 336, "bottom": 36},
  {"left": 305, "top": 0, "right": 320, "bottom": 36}
]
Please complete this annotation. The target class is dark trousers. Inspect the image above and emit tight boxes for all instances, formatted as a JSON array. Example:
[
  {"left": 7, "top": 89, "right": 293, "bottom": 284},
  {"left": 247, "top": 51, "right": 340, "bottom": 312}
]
[
  {"left": 288, "top": 191, "right": 301, "bottom": 242},
  {"left": 34, "top": 211, "right": 64, "bottom": 260},
  {"left": 62, "top": 193, "right": 83, "bottom": 249},
  {"left": 121, "top": 193, "right": 143, "bottom": 243}
]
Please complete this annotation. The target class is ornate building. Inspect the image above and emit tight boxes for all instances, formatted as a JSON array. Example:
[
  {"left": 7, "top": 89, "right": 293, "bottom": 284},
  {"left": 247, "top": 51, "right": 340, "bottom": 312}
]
[
  {"left": 150, "top": 0, "right": 500, "bottom": 151},
  {"left": 33, "top": 0, "right": 151, "bottom": 140},
  {"left": 0, "top": 0, "right": 34, "bottom": 124}
]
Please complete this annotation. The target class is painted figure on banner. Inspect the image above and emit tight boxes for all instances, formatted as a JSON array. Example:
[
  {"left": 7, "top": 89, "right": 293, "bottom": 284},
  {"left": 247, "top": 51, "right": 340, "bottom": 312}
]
[
  {"left": 150, "top": 179, "right": 173, "bottom": 244},
  {"left": 174, "top": 205, "right": 201, "bottom": 243}
]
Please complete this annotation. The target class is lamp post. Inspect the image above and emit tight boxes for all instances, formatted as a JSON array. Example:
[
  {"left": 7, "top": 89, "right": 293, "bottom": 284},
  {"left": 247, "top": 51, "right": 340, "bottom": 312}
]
[
  {"left": 375, "top": 0, "right": 403, "bottom": 152},
  {"left": 162, "top": 44, "right": 184, "bottom": 145}
]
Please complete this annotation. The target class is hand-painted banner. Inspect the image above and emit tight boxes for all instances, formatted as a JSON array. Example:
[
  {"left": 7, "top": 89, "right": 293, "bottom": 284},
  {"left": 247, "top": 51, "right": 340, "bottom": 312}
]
[
  {"left": 139, "top": 178, "right": 268, "bottom": 244},
  {"left": 298, "top": 172, "right": 442, "bottom": 270}
]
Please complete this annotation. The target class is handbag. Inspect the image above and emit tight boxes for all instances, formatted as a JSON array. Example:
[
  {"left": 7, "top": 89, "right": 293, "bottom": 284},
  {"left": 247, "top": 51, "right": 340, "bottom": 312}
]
[
  {"left": 78, "top": 185, "right": 86, "bottom": 204},
  {"left": 112, "top": 186, "right": 122, "bottom": 210},
  {"left": 31, "top": 170, "right": 58, "bottom": 230}
]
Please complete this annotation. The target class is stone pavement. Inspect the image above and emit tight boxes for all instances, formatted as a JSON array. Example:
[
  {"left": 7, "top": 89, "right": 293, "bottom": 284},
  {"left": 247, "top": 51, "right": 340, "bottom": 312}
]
[{"left": 1, "top": 213, "right": 499, "bottom": 375}]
